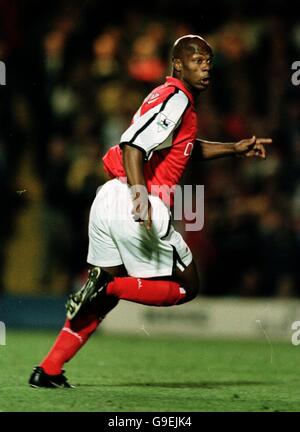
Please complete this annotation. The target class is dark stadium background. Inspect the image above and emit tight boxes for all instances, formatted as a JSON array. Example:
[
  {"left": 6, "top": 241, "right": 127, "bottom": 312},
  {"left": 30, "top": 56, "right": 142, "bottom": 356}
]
[{"left": 0, "top": 0, "right": 300, "bottom": 325}]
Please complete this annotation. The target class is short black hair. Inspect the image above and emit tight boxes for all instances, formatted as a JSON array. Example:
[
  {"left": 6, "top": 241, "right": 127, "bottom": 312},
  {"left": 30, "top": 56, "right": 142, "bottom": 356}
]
[{"left": 172, "top": 34, "right": 213, "bottom": 60}]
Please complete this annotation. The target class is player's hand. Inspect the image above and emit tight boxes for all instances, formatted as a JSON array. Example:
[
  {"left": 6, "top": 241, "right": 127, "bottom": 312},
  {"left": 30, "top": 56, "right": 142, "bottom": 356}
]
[
  {"left": 131, "top": 188, "right": 152, "bottom": 230},
  {"left": 234, "top": 136, "right": 272, "bottom": 159}
]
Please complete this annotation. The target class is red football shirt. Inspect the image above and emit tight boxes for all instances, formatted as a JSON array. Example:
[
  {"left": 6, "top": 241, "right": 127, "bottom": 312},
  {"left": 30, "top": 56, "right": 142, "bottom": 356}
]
[{"left": 102, "top": 76, "right": 198, "bottom": 207}]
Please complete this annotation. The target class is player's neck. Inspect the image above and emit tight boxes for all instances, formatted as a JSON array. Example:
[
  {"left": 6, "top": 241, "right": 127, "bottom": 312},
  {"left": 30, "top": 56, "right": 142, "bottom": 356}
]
[{"left": 171, "top": 74, "right": 199, "bottom": 101}]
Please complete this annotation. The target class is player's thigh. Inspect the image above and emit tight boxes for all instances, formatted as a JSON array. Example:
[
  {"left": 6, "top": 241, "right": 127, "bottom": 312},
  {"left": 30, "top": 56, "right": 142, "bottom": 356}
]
[
  {"left": 112, "top": 226, "right": 193, "bottom": 281},
  {"left": 101, "top": 265, "right": 127, "bottom": 277}
]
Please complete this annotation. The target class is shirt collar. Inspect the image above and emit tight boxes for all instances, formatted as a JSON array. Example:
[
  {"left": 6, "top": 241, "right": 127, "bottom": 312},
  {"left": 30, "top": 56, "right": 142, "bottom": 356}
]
[{"left": 165, "top": 76, "right": 195, "bottom": 105}]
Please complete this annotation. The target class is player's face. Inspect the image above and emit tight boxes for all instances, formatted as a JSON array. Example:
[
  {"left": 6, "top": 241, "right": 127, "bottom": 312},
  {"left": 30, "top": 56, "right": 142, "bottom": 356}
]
[{"left": 179, "top": 49, "right": 213, "bottom": 93}]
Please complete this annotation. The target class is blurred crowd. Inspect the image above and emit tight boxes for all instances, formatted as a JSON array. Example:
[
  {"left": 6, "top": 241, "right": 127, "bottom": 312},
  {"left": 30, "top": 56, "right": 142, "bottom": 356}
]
[{"left": 0, "top": 0, "right": 300, "bottom": 296}]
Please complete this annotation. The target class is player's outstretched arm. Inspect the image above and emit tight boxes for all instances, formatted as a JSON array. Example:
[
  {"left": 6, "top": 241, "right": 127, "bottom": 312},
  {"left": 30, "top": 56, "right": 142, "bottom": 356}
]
[{"left": 195, "top": 136, "right": 272, "bottom": 160}]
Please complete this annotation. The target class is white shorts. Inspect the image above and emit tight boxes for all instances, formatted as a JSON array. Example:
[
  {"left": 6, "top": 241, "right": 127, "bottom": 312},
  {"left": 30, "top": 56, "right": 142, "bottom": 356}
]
[{"left": 87, "top": 179, "right": 193, "bottom": 277}]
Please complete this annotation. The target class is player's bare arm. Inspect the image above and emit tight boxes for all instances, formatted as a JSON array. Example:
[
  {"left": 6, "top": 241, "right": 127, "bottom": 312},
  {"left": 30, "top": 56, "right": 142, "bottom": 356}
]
[
  {"left": 122, "top": 144, "right": 152, "bottom": 229},
  {"left": 194, "top": 136, "right": 272, "bottom": 160}
]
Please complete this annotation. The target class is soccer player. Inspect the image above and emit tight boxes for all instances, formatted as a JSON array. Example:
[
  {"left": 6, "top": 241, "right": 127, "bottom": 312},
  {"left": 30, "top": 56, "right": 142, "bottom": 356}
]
[{"left": 29, "top": 35, "right": 272, "bottom": 388}]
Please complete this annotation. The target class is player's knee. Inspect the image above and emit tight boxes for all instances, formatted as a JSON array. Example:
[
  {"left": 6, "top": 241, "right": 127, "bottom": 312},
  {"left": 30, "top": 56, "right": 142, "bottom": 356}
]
[
  {"left": 178, "top": 282, "right": 199, "bottom": 305},
  {"left": 186, "top": 283, "right": 199, "bottom": 301}
]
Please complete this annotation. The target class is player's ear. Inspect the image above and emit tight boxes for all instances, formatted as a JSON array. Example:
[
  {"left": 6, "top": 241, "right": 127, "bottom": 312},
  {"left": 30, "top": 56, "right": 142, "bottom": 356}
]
[{"left": 173, "top": 58, "right": 182, "bottom": 72}]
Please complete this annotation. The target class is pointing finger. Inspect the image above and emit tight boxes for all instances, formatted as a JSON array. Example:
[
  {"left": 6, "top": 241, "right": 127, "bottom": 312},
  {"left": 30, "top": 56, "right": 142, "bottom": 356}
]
[{"left": 256, "top": 138, "right": 272, "bottom": 145}]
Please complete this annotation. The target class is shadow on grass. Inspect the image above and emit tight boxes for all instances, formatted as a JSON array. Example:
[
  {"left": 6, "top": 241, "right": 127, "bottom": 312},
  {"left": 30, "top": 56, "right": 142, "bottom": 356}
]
[{"left": 77, "top": 380, "right": 277, "bottom": 389}]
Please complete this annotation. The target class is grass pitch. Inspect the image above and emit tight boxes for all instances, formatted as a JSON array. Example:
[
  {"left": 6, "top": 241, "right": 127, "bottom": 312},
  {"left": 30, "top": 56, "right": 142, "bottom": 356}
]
[{"left": 0, "top": 330, "right": 300, "bottom": 412}]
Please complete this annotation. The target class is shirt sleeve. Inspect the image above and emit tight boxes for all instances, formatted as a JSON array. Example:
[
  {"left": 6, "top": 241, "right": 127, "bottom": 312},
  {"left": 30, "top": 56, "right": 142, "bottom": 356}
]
[{"left": 119, "top": 89, "right": 189, "bottom": 160}]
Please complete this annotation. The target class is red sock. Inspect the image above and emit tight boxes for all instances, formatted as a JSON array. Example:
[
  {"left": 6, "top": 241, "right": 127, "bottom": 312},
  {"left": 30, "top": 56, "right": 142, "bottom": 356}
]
[
  {"left": 40, "top": 314, "right": 101, "bottom": 375},
  {"left": 106, "top": 277, "right": 186, "bottom": 306},
  {"left": 40, "top": 296, "right": 119, "bottom": 375}
]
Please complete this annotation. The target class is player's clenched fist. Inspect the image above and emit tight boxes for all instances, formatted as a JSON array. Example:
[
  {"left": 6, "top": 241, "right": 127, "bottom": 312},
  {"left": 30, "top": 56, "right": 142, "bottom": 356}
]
[{"left": 130, "top": 185, "right": 152, "bottom": 230}]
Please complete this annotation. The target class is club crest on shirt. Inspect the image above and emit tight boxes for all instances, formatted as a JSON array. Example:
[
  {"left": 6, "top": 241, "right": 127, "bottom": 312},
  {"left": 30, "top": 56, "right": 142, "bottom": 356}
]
[
  {"left": 146, "top": 92, "right": 160, "bottom": 104},
  {"left": 157, "top": 113, "right": 175, "bottom": 132}
]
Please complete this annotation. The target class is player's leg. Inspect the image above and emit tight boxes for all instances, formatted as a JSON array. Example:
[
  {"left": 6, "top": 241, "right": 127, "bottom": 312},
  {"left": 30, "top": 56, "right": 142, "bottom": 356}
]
[
  {"left": 29, "top": 264, "right": 126, "bottom": 388},
  {"left": 104, "top": 258, "right": 199, "bottom": 307},
  {"left": 31, "top": 255, "right": 199, "bottom": 387}
]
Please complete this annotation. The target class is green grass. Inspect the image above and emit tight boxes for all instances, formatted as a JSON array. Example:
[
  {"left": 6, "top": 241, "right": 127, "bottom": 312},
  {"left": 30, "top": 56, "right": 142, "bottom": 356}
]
[{"left": 0, "top": 330, "right": 300, "bottom": 412}]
